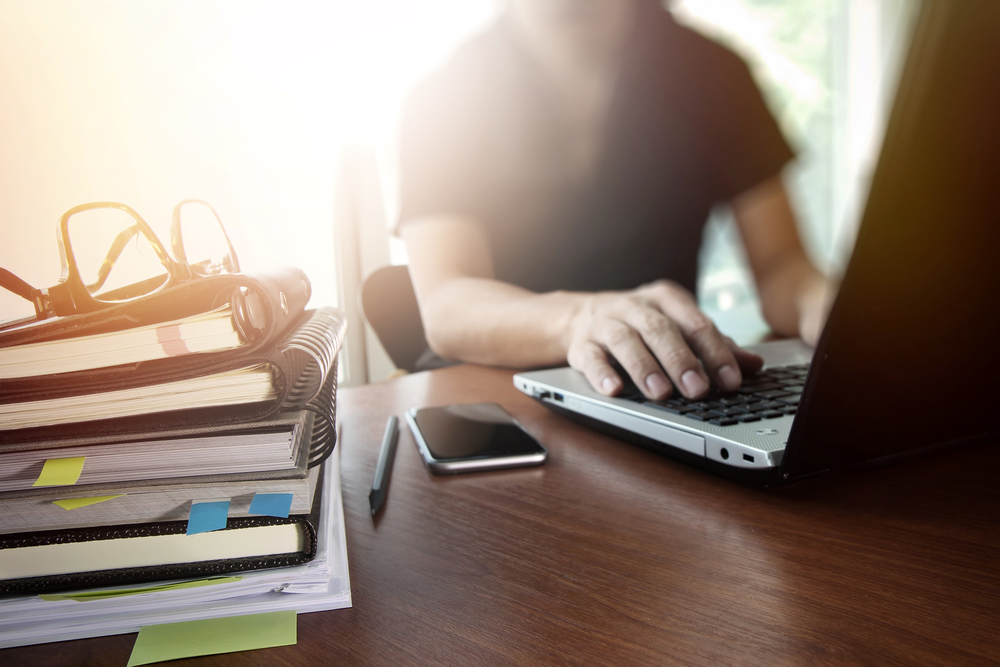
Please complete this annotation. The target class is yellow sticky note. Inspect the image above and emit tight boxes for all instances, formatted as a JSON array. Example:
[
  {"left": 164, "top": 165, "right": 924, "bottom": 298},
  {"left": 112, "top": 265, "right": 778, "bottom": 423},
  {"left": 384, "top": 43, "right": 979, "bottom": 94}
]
[
  {"left": 33, "top": 457, "right": 86, "bottom": 487},
  {"left": 53, "top": 495, "right": 124, "bottom": 510},
  {"left": 127, "top": 611, "right": 297, "bottom": 666}
]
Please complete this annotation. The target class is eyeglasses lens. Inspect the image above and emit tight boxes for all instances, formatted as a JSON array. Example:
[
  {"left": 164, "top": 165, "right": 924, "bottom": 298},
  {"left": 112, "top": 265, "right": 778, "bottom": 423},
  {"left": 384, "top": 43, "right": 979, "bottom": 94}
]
[
  {"left": 68, "top": 208, "right": 169, "bottom": 302},
  {"left": 177, "top": 202, "right": 237, "bottom": 276}
]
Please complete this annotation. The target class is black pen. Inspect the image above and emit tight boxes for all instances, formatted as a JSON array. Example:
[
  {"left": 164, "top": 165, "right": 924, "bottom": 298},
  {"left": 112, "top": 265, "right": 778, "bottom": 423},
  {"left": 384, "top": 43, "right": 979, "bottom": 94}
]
[{"left": 369, "top": 415, "right": 399, "bottom": 516}]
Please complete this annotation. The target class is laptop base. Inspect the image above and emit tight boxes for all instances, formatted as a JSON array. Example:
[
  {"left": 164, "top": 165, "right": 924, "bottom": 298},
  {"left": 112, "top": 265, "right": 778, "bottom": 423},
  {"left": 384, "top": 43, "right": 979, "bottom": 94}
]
[{"left": 537, "top": 399, "right": 783, "bottom": 487}]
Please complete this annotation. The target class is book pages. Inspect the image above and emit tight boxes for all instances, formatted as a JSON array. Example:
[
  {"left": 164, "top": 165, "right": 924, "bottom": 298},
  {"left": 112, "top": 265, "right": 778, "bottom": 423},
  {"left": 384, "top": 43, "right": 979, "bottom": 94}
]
[
  {"left": 0, "top": 366, "right": 275, "bottom": 430},
  {"left": 0, "top": 306, "right": 243, "bottom": 380}
]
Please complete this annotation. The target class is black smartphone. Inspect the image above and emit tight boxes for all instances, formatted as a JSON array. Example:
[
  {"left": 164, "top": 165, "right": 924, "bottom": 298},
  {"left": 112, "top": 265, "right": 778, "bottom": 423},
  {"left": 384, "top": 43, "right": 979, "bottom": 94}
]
[{"left": 405, "top": 403, "right": 548, "bottom": 474}]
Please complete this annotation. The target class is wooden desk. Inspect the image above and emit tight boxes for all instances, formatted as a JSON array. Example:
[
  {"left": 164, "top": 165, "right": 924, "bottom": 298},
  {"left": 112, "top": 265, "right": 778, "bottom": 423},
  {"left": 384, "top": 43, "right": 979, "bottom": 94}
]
[{"left": 4, "top": 364, "right": 999, "bottom": 666}]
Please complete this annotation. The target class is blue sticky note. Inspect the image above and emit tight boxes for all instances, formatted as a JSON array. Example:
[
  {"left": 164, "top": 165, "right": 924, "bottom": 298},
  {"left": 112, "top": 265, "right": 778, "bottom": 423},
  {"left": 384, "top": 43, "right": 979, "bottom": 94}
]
[
  {"left": 187, "top": 501, "right": 230, "bottom": 535},
  {"left": 248, "top": 493, "right": 294, "bottom": 518}
]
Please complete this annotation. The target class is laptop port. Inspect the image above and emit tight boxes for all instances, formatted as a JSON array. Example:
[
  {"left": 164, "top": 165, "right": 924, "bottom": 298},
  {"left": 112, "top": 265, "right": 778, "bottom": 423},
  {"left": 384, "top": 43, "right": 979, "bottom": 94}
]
[
  {"left": 553, "top": 393, "right": 564, "bottom": 402},
  {"left": 743, "top": 453, "right": 755, "bottom": 463}
]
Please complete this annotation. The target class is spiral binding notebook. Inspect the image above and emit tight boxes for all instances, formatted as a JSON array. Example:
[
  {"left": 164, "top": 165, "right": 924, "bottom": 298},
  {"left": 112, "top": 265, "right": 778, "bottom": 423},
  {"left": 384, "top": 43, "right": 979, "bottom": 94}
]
[{"left": 0, "top": 307, "right": 347, "bottom": 469}]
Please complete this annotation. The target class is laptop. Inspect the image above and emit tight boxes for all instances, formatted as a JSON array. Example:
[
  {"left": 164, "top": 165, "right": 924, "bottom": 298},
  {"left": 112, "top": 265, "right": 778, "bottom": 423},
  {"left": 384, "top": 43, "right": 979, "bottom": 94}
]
[{"left": 514, "top": 0, "right": 1000, "bottom": 486}]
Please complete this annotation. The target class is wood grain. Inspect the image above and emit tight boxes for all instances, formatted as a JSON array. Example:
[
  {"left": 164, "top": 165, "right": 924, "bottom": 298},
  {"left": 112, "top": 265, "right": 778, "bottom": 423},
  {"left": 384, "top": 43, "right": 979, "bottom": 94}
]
[{"left": 3, "top": 364, "right": 998, "bottom": 666}]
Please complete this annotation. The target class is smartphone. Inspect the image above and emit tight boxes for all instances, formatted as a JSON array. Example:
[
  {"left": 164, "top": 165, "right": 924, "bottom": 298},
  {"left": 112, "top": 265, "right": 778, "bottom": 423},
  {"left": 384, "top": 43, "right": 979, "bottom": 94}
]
[{"left": 405, "top": 403, "right": 548, "bottom": 474}]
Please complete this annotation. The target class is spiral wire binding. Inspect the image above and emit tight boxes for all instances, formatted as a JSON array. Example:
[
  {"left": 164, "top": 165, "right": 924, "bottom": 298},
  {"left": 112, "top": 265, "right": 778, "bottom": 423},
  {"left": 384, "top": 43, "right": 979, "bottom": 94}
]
[
  {"left": 277, "top": 308, "right": 346, "bottom": 468},
  {"left": 229, "top": 286, "right": 261, "bottom": 343}
]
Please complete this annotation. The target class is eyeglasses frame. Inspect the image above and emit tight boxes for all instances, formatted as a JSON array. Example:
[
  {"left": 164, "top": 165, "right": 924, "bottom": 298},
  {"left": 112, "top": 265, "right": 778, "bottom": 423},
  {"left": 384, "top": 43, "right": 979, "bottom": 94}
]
[
  {"left": 12, "top": 200, "right": 240, "bottom": 321},
  {"left": 170, "top": 199, "right": 241, "bottom": 277}
]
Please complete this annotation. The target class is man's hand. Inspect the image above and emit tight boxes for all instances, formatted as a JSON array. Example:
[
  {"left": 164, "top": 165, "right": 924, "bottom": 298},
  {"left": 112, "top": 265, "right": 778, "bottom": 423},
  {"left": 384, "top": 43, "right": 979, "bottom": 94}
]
[{"left": 565, "top": 280, "right": 763, "bottom": 401}]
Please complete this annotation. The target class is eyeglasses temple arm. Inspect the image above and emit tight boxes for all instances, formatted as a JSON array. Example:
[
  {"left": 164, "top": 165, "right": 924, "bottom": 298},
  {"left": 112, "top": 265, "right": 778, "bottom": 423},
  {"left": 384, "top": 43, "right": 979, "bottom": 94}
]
[
  {"left": 0, "top": 268, "right": 36, "bottom": 302},
  {"left": 0, "top": 268, "right": 56, "bottom": 319}
]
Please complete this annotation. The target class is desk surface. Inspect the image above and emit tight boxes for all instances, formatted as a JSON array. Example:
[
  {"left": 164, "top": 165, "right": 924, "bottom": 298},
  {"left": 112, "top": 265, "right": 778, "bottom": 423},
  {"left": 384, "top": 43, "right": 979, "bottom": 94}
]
[{"left": 4, "top": 364, "right": 1000, "bottom": 666}]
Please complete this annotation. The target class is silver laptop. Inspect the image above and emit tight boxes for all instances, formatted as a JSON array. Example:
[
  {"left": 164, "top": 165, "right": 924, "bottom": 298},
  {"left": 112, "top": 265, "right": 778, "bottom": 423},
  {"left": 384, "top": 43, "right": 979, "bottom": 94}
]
[
  {"left": 515, "top": 340, "right": 813, "bottom": 484},
  {"left": 514, "top": 0, "right": 1000, "bottom": 485}
]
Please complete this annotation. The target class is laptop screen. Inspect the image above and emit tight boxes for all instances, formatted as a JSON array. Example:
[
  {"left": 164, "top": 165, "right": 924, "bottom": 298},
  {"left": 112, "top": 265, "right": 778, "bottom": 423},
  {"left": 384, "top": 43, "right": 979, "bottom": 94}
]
[{"left": 781, "top": 0, "right": 1000, "bottom": 480}]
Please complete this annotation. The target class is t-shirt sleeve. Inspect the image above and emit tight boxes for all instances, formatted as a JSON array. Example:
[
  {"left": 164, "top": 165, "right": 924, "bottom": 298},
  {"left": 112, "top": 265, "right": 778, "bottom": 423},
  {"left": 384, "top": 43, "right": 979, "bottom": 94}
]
[
  {"left": 395, "top": 68, "right": 490, "bottom": 234},
  {"left": 696, "top": 43, "right": 796, "bottom": 202}
]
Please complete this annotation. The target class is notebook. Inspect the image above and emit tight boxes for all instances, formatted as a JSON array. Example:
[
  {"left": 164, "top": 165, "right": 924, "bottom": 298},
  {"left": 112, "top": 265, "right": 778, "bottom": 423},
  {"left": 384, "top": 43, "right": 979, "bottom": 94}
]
[
  {"left": 0, "top": 411, "right": 322, "bottom": 535},
  {"left": 0, "top": 434, "right": 350, "bottom": 649},
  {"left": 0, "top": 456, "right": 327, "bottom": 597},
  {"left": 0, "top": 410, "right": 312, "bottom": 494},
  {"left": 0, "top": 305, "right": 244, "bottom": 381},
  {"left": 0, "top": 307, "right": 346, "bottom": 451},
  {"left": 515, "top": 0, "right": 1000, "bottom": 486}
]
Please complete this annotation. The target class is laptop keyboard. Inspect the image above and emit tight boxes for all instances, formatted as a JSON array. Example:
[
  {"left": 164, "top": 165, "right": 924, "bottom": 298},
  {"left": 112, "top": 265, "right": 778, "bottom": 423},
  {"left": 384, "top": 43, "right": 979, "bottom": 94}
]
[{"left": 617, "top": 364, "right": 808, "bottom": 426}]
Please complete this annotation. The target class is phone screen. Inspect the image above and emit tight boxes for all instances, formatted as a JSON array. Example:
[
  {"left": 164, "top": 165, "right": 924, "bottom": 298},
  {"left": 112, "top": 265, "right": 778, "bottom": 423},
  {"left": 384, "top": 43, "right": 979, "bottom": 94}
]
[{"left": 410, "top": 403, "right": 545, "bottom": 461}]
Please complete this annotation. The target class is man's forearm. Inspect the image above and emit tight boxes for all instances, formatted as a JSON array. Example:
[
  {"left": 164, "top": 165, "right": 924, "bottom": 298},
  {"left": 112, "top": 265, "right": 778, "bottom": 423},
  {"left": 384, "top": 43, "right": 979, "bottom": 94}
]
[
  {"left": 420, "top": 277, "right": 590, "bottom": 367},
  {"left": 757, "top": 253, "right": 828, "bottom": 341}
]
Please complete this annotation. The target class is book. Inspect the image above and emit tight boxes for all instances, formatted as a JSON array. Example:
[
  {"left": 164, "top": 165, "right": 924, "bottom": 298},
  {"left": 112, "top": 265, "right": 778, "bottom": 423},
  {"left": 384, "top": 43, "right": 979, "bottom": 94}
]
[
  {"left": 0, "top": 305, "right": 244, "bottom": 380},
  {"left": 0, "top": 307, "right": 347, "bottom": 445},
  {"left": 0, "top": 448, "right": 349, "bottom": 649},
  {"left": 0, "top": 463, "right": 322, "bottom": 535},
  {"left": 0, "top": 459, "right": 327, "bottom": 597},
  {"left": 0, "top": 515, "right": 317, "bottom": 592},
  {"left": 0, "top": 410, "right": 312, "bottom": 494},
  {"left": 0, "top": 402, "right": 336, "bottom": 535},
  {"left": 0, "top": 365, "right": 275, "bottom": 431}
]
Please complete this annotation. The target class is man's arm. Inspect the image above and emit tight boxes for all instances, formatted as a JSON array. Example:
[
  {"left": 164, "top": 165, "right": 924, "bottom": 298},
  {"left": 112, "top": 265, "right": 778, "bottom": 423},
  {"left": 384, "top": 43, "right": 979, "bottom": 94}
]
[
  {"left": 401, "top": 216, "right": 762, "bottom": 401},
  {"left": 731, "top": 175, "right": 834, "bottom": 345},
  {"left": 401, "top": 216, "right": 576, "bottom": 368}
]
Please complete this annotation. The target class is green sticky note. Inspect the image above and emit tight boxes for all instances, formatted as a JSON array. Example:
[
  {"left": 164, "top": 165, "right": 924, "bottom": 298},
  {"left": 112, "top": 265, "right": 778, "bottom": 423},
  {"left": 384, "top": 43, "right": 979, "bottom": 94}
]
[
  {"left": 33, "top": 457, "right": 86, "bottom": 486},
  {"left": 53, "top": 494, "right": 124, "bottom": 510},
  {"left": 40, "top": 577, "right": 242, "bottom": 602},
  {"left": 127, "top": 610, "right": 297, "bottom": 666}
]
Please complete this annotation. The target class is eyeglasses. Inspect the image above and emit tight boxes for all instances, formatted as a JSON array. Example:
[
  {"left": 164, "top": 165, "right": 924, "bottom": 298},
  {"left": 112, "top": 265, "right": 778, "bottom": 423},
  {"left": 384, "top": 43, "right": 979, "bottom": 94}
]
[{"left": 1, "top": 200, "right": 240, "bottom": 323}]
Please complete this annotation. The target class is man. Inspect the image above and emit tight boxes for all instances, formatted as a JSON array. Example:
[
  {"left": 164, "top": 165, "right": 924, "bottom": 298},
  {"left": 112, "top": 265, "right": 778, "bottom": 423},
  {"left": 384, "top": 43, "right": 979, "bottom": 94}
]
[{"left": 397, "top": 0, "right": 830, "bottom": 401}]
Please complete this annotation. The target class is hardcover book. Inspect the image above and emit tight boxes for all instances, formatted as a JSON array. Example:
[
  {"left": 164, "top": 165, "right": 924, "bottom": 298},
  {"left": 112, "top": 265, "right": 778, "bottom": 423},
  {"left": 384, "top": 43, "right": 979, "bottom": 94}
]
[
  {"left": 0, "top": 411, "right": 324, "bottom": 535},
  {"left": 0, "top": 410, "right": 313, "bottom": 494},
  {"left": 0, "top": 463, "right": 326, "bottom": 596},
  {"left": 0, "top": 449, "right": 349, "bottom": 649}
]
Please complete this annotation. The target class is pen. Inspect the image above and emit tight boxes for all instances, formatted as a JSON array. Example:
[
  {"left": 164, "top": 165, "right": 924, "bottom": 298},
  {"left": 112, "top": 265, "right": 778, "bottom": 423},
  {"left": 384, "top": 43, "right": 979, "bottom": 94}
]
[{"left": 369, "top": 415, "right": 399, "bottom": 516}]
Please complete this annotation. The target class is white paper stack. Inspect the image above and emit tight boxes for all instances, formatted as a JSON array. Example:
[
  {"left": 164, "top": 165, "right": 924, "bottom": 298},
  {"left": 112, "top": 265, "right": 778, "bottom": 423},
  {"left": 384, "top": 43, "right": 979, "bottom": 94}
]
[{"left": 0, "top": 447, "right": 350, "bottom": 648}]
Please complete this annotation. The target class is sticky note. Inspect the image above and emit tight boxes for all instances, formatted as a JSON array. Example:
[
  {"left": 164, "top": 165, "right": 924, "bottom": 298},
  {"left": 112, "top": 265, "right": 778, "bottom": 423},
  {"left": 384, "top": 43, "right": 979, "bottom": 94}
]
[
  {"left": 53, "top": 495, "right": 124, "bottom": 510},
  {"left": 126, "top": 610, "right": 297, "bottom": 666},
  {"left": 33, "top": 457, "right": 86, "bottom": 487},
  {"left": 40, "top": 577, "right": 242, "bottom": 602},
  {"left": 248, "top": 493, "right": 294, "bottom": 518},
  {"left": 186, "top": 500, "right": 230, "bottom": 535}
]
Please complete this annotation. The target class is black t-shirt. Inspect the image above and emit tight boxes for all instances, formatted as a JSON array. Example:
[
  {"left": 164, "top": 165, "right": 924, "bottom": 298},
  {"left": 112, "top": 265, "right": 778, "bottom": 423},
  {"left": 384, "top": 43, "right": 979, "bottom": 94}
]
[{"left": 397, "top": 2, "right": 793, "bottom": 295}]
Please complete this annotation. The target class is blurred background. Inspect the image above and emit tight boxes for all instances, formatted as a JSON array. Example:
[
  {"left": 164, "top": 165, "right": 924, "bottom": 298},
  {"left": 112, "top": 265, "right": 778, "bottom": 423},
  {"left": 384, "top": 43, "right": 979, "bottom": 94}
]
[{"left": 0, "top": 0, "right": 918, "bottom": 384}]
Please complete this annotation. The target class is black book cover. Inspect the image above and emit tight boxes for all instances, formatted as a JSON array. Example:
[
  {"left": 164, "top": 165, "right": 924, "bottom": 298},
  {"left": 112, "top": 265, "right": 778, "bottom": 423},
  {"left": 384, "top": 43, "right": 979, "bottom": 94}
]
[{"left": 0, "top": 463, "right": 325, "bottom": 596}]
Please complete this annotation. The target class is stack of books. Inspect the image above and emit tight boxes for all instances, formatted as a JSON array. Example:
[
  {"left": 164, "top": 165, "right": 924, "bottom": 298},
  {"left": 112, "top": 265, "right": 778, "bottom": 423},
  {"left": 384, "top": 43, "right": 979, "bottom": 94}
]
[{"left": 0, "top": 268, "right": 350, "bottom": 647}]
